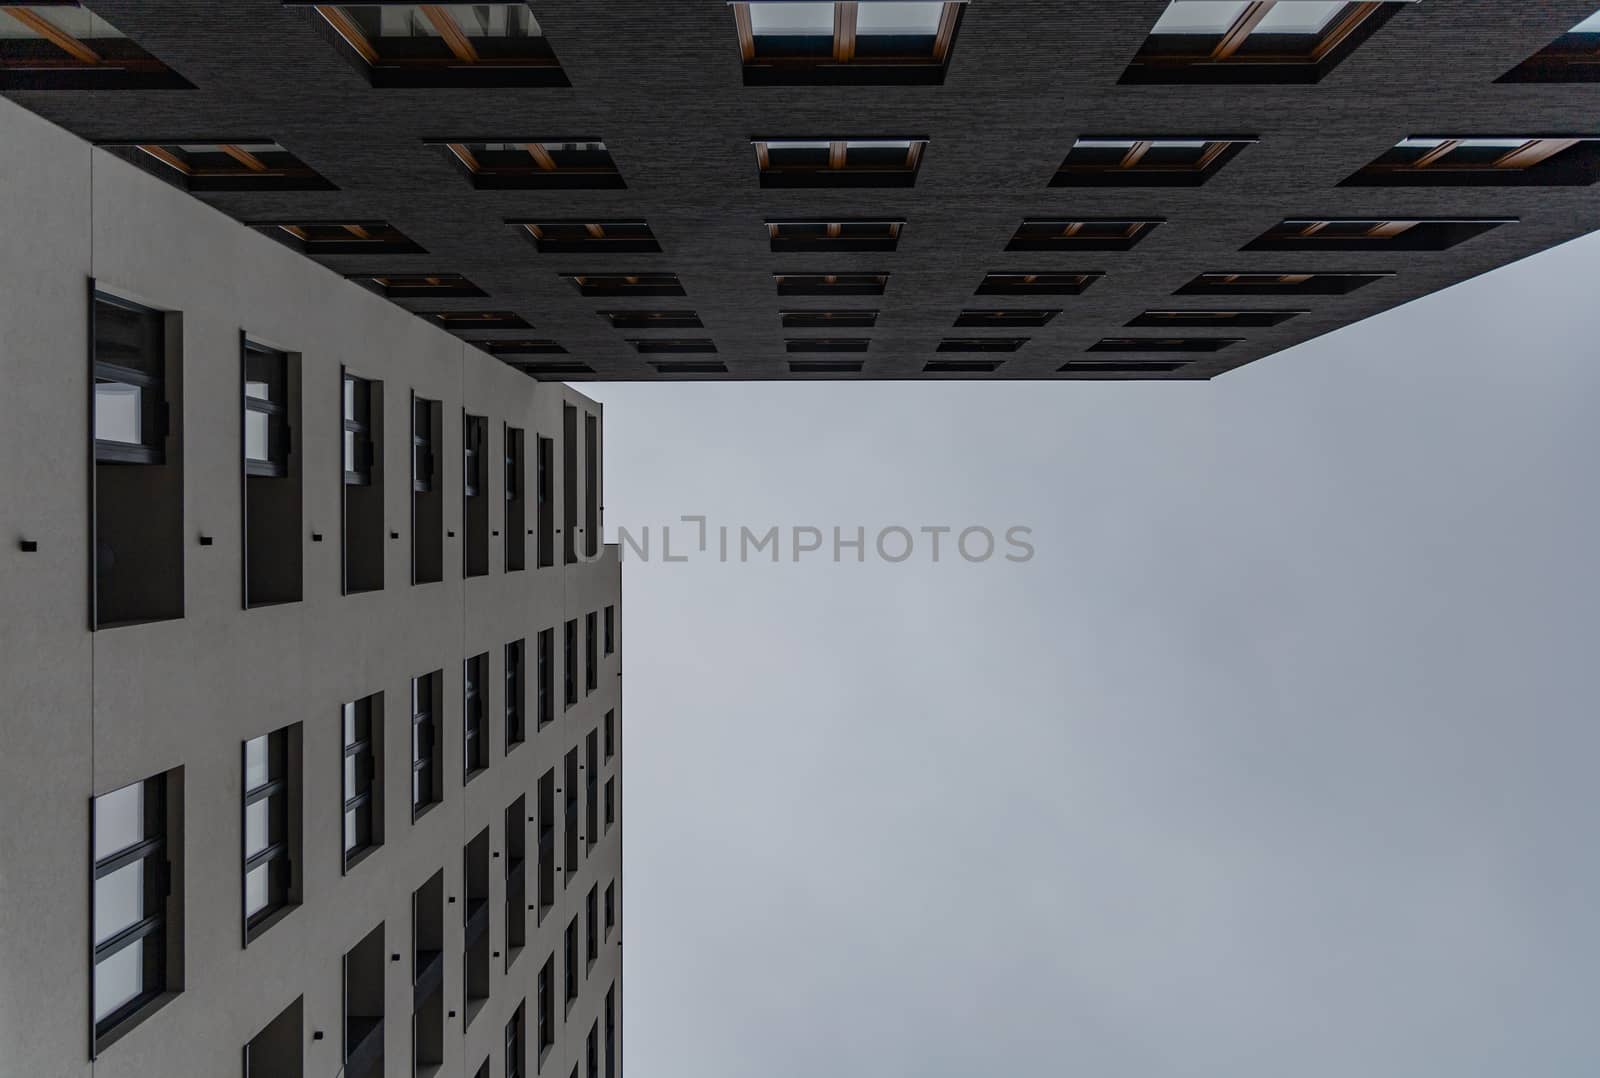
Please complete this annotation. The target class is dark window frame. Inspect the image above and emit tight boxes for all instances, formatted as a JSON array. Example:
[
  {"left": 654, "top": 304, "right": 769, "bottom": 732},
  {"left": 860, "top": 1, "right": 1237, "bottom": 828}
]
[
  {"left": 91, "top": 772, "right": 174, "bottom": 1052},
  {"left": 242, "top": 726, "right": 296, "bottom": 943}
]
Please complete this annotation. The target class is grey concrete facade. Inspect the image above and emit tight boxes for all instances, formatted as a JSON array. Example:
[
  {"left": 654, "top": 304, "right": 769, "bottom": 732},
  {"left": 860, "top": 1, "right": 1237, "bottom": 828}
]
[{"left": 0, "top": 95, "right": 622, "bottom": 1078}]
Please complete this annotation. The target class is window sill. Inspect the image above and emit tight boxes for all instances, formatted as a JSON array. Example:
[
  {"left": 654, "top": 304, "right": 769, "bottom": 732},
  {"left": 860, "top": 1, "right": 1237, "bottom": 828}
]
[
  {"left": 92, "top": 989, "right": 180, "bottom": 1058},
  {"left": 412, "top": 800, "right": 441, "bottom": 825},
  {"left": 342, "top": 842, "right": 382, "bottom": 876},
  {"left": 244, "top": 901, "right": 300, "bottom": 946}
]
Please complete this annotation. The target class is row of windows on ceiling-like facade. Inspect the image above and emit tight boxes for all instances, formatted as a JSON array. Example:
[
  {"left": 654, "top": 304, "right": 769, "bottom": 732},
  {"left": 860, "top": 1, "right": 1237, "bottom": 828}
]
[
  {"left": 5, "top": 3, "right": 1600, "bottom": 90},
  {"left": 94, "top": 709, "right": 620, "bottom": 1070},
  {"left": 89, "top": 292, "right": 605, "bottom": 629},
  {"left": 96, "top": 134, "right": 1600, "bottom": 193}
]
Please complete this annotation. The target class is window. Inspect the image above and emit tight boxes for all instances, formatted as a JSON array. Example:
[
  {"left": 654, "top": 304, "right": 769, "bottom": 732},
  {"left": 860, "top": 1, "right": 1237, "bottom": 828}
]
[
  {"left": 604, "top": 883, "right": 615, "bottom": 937},
  {"left": 954, "top": 309, "right": 1058, "bottom": 328},
  {"left": 564, "top": 749, "right": 579, "bottom": 881},
  {"left": 506, "top": 797, "right": 527, "bottom": 970},
  {"left": 506, "top": 359, "right": 593, "bottom": 378},
  {"left": 243, "top": 724, "right": 300, "bottom": 942},
  {"left": 564, "top": 272, "right": 684, "bottom": 297},
  {"left": 0, "top": 2, "right": 189, "bottom": 89},
  {"left": 342, "top": 374, "right": 373, "bottom": 486},
  {"left": 604, "top": 607, "right": 615, "bottom": 655},
  {"left": 243, "top": 341, "right": 290, "bottom": 480},
  {"left": 604, "top": 710, "right": 615, "bottom": 758},
  {"left": 564, "top": 916, "right": 579, "bottom": 1004},
  {"left": 341, "top": 371, "right": 384, "bottom": 594},
  {"left": 1058, "top": 360, "right": 1190, "bottom": 375},
  {"left": 1090, "top": 337, "right": 1243, "bottom": 353},
  {"left": 351, "top": 272, "right": 485, "bottom": 298},
  {"left": 585, "top": 885, "right": 598, "bottom": 968},
  {"left": 1123, "top": 1, "right": 1410, "bottom": 84},
  {"left": 412, "top": 395, "right": 442, "bottom": 584},
  {"left": 426, "top": 310, "right": 531, "bottom": 332},
  {"left": 1343, "top": 136, "right": 1600, "bottom": 186},
  {"left": 586, "top": 730, "right": 598, "bottom": 848},
  {"left": 605, "top": 986, "right": 615, "bottom": 1078},
  {"left": 782, "top": 309, "right": 878, "bottom": 328},
  {"left": 536, "top": 435, "right": 554, "bottom": 567},
  {"left": 107, "top": 142, "right": 333, "bottom": 191},
  {"left": 91, "top": 772, "right": 178, "bottom": 1051},
  {"left": 1053, "top": 137, "right": 1253, "bottom": 186},
  {"left": 93, "top": 293, "right": 167, "bottom": 465},
  {"left": 244, "top": 996, "right": 303, "bottom": 1077},
  {"left": 1128, "top": 309, "right": 1304, "bottom": 327},
  {"left": 341, "top": 694, "right": 383, "bottom": 870},
  {"left": 975, "top": 272, "right": 1102, "bottom": 295},
  {"left": 787, "top": 338, "right": 869, "bottom": 353},
  {"left": 343, "top": 923, "right": 385, "bottom": 1078},
  {"left": 537, "top": 958, "right": 555, "bottom": 1054},
  {"left": 1176, "top": 270, "right": 1393, "bottom": 295},
  {"left": 774, "top": 272, "right": 889, "bottom": 296},
  {"left": 412, "top": 870, "right": 445, "bottom": 1073},
  {"left": 732, "top": 1, "right": 965, "bottom": 85},
  {"left": 604, "top": 779, "right": 614, "bottom": 830},
  {"left": 924, "top": 359, "right": 1003, "bottom": 373},
  {"left": 564, "top": 619, "right": 578, "bottom": 707},
  {"left": 506, "top": 639, "right": 526, "bottom": 749},
  {"left": 1500, "top": 8, "right": 1600, "bottom": 82},
  {"left": 754, "top": 138, "right": 926, "bottom": 186},
  {"left": 464, "top": 653, "right": 489, "bottom": 781},
  {"left": 1243, "top": 217, "right": 1514, "bottom": 252},
  {"left": 937, "top": 338, "right": 1028, "bottom": 353},
  {"left": 599, "top": 309, "right": 703, "bottom": 330},
  {"left": 538, "top": 628, "right": 554, "bottom": 726},
  {"left": 474, "top": 338, "right": 568, "bottom": 357},
  {"left": 506, "top": 1001, "right": 528, "bottom": 1078},
  {"left": 506, "top": 423, "right": 526, "bottom": 571},
  {"left": 303, "top": 3, "right": 568, "bottom": 87},
  {"left": 630, "top": 339, "right": 719, "bottom": 355},
  {"left": 255, "top": 221, "right": 425, "bottom": 257},
  {"left": 789, "top": 359, "right": 864, "bottom": 374},
  {"left": 649, "top": 359, "right": 727, "bottom": 374},
  {"left": 1007, "top": 219, "right": 1160, "bottom": 251},
  {"left": 585, "top": 612, "right": 598, "bottom": 694},
  {"left": 587, "top": 1023, "right": 599, "bottom": 1078},
  {"left": 411, "top": 671, "right": 442, "bottom": 817},
  {"left": 515, "top": 220, "right": 660, "bottom": 253},
  {"left": 463, "top": 828, "right": 491, "bottom": 1022},
  {"left": 463, "top": 412, "right": 489, "bottom": 577},
  {"left": 767, "top": 219, "right": 903, "bottom": 252},
  {"left": 538, "top": 769, "right": 556, "bottom": 916},
  {"left": 434, "top": 140, "right": 623, "bottom": 188}
]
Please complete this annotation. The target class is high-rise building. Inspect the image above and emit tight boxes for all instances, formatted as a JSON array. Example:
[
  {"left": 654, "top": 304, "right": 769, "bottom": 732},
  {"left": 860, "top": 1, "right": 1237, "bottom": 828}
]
[{"left": 0, "top": 95, "right": 622, "bottom": 1077}]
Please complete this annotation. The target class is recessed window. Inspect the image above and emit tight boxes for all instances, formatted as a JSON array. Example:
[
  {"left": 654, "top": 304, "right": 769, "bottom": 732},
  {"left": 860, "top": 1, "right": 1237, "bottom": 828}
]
[
  {"left": 650, "top": 360, "right": 728, "bottom": 374},
  {"left": 937, "top": 338, "right": 1027, "bottom": 352},
  {"left": 564, "top": 273, "right": 684, "bottom": 297},
  {"left": 1053, "top": 137, "right": 1253, "bottom": 186},
  {"left": 975, "top": 272, "right": 1102, "bottom": 295},
  {"left": 586, "top": 612, "right": 599, "bottom": 694},
  {"left": 1500, "top": 8, "right": 1600, "bottom": 82},
  {"left": 432, "top": 140, "right": 622, "bottom": 188},
  {"left": 1007, "top": 219, "right": 1160, "bottom": 251},
  {"left": 732, "top": 1, "right": 965, "bottom": 84},
  {"left": 1243, "top": 217, "right": 1513, "bottom": 251},
  {"left": 600, "top": 310, "right": 703, "bottom": 330},
  {"left": 424, "top": 311, "right": 531, "bottom": 332},
  {"left": 537, "top": 957, "right": 555, "bottom": 1055},
  {"left": 924, "top": 359, "right": 1003, "bottom": 373},
  {"left": 506, "top": 639, "right": 526, "bottom": 748},
  {"left": 1091, "top": 337, "right": 1242, "bottom": 353},
  {"left": 242, "top": 339, "right": 301, "bottom": 608},
  {"left": 243, "top": 724, "right": 301, "bottom": 943},
  {"left": 768, "top": 219, "right": 903, "bottom": 252},
  {"left": 352, "top": 273, "right": 485, "bottom": 299},
  {"left": 787, "top": 338, "right": 870, "bottom": 353},
  {"left": 789, "top": 359, "right": 864, "bottom": 374},
  {"left": 586, "top": 729, "right": 599, "bottom": 844},
  {"left": 1177, "top": 270, "right": 1393, "bottom": 295},
  {"left": 105, "top": 142, "right": 334, "bottom": 192},
  {"left": 511, "top": 360, "right": 595, "bottom": 378},
  {"left": 1124, "top": 1, "right": 1410, "bottom": 84},
  {"left": 411, "top": 671, "right": 442, "bottom": 818},
  {"left": 954, "top": 308, "right": 1058, "bottom": 328},
  {"left": 464, "top": 653, "right": 489, "bottom": 781},
  {"left": 0, "top": 3, "right": 189, "bottom": 89},
  {"left": 242, "top": 344, "right": 288, "bottom": 479},
  {"left": 341, "top": 371, "right": 385, "bottom": 594},
  {"left": 301, "top": 3, "right": 567, "bottom": 87},
  {"left": 255, "top": 221, "right": 425, "bottom": 256},
  {"left": 604, "top": 608, "right": 615, "bottom": 656},
  {"left": 782, "top": 309, "right": 878, "bottom": 328},
  {"left": 1059, "top": 360, "right": 1190, "bottom": 374},
  {"left": 754, "top": 138, "right": 926, "bottom": 187},
  {"left": 244, "top": 997, "right": 303, "bottom": 1077},
  {"left": 515, "top": 220, "right": 660, "bottom": 253},
  {"left": 775, "top": 272, "right": 889, "bottom": 295},
  {"left": 1343, "top": 136, "right": 1600, "bottom": 186},
  {"left": 91, "top": 771, "right": 181, "bottom": 1051},
  {"left": 341, "top": 694, "right": 383, "bottom": 871},
  {"left": 630, "top": 338, "right": 717, "bottom": 354},
  {"left": 536, "top": 628, "right": 554, "bottom": 726},
  {"left": 1128, "top": 309, "right": 1303, "bottom": 327},
  {"left": 472, "top": 339, "right": 567, "bottom": 357}
]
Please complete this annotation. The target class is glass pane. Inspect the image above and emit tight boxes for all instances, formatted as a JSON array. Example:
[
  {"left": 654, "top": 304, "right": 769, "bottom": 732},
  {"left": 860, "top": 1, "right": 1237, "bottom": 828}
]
[
  {"left": 748, "top": 2, "right": 835, "bottom": 35},
  {"left": 244, "top": 735, "right": 270, "bottom": 791},
  {"left": 344, "top": 753, "right": 358, "bottom": 797},
  {"left": 412, "top": 770, "right": 425, "bottom": 806},
  {"left": 93, "top": 939, "right": 144, "bottom": 1023},
  {"left": 441, "top": 3, "right": 541, "bottom": 37},
  {"left": 245, "top": 863, "right": 270, "bottom": 917},
  {"left": 1152, "top": 1, "right": 1251, "bottom": 34},
  {"left": 0, "top": 6, "right": 127, "bottom": 41},
  {"left": 245, "top": 798, "right": 270, "bottom": 859},
  {"left": 342, "top": 376, "right": 355, "bottom": 420},
  {"left": 856, "top": 2, "right": 945, "bottom": 35},
  {"left": 95, "top": 381, "right": 143, "bottom": 445},
  {"left": 94, "top": 860, "right": 144, "bottom": 944},
  {"left": 344, "top": 809, "right": 358, "bottom": 852},
  {"left": 1255, "top": 1, "right": 1346, "bottom": 34},
  {"left": 94, "top": 781, "right": 145, "bottom": 860},
  {"left": 343, "top": 429, "right": 357, "bottom": 471},
  {"left": 342, "top": 701, "right": 357, "bottom": 745},
  {"left": 244, "top": 410, "right": 270, "bottom": 463}
]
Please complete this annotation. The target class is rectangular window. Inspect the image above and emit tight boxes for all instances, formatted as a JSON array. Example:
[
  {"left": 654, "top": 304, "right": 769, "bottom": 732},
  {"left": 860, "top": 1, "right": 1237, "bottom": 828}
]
[
  {"left": 464, "top": 653, "right": 489, "bottom": 781},
  {"left": 0, "top": 3, "right": 190, "bottom": 89},
  {"left": 1006, "top": 219, "right": 1160, "bottom": 251},
  {"left": 1242, "top": 217, "right": 1513, "bottom": 252},
  {"left": 343, "top": 923, "right": 385, "bottom": 1078},
  {"left": 585, "top": 612, "right": 598, "bottom": 694},
  {"left": 506, "top": 1000, "right": 527, "bottom": 1078},
  {"left": 1499, "top": 9, "right": 1600, "bottom": 82},
  {"left": 242, "top": 338, "right": 302, "bottom": 608},
  {"left": 411, "top": 671, "right": 442, "bottom": 817},
  {"left": 767, "top": 218, "right": 903, "bottom": 252},
  {"left": 585, "top": 885, "right": 598, "bottom": 968},
  {"left": 91, "top": 771, "right": 180, "bottom": 1051},
  {"left": 341, "top": 694, "right": 383, "bottom": 870},
  {"left": 508, "top": 358, "right": 594, "bottom": 377},
  {"left": 605, "top": 986, "right": 615, "bottom": 1078},
  {"left": 1128, "top": 309, "right": 1304, "bottom": 328},
  {"left": 924, "top": 359, "right": 1004, "bottom": 374},
  {"left": 604, "top": 709, "right": 615, "bottom": 759},
  {"left": 434, "top": 140, "right": 623, "bottom": 188},
  {"left": 1124, "top": 1, "right": 1409, "bottom": 84},
  {"left": 506, "top": 796, "right": 527, "bottom": 969},
  {"left": 954, "top": 308, "right": 1059, "bottom": 328},
  {"left": 1343, "top": 136, "right": 1600, "bottom": 186},
  {"left": 564, "top": 272, "right": 684, "bottom": 297},
  {"left": 786, "top": 338, "right": 870, "bottom": 353},
  {"left": 243, "top": 724, "right": 300, "bottom": 942},
  {"left": 108, "top": 141, "right": 333, "bottom": 191},
  {"left": 427, "top": 310, "right": 531, "bottom": 333},
  {"left": 564, "top": 749, "right": 579, "bottom": 882},
  {"left": 586, "top": 730, "right": 598, "bottom": 849},
  {"left": 774, "top": 272, "right": 889, "bottom": 296},
  {"left": 604, "top": 607, "right": 615, "bottom": 655},
  {"left": 789, "top": 359, "right": 864, "bottom": 374},
  {"left": 304, "top": 3, "right": 568, "bottom": 87},
  {"left": 341, "top": 371, "right": 384, "bottom": 594},
  {"left": 632, "top": 340, "right": 720, "bottom": 356},
  {"left": 1090, "top": 337, "right": 1243, "bottom": 353},
  {"left": 782, "top": 309, "right": 878, "bottom": 328},
  {"left": 244, "top": 996, "right": 303, "bottom": 1077},
  {"left": 936, "top": 338, "right": 1028, "bottom": 353},
  {"left": 604, "top": 779, "right": 615, "bottom": 830},
  {"left": 564, "top": 619, "right": 578, "bottom": 707},
  {"left": 754, "top": 137, "right": 926, "bottom": 187},
  {"left": 1058, "top": 360, "right": 1190, "bottom": 375},
  {"left": 351, "top": 272, "right": 485, "bottom": 299},
  {"left": 464, "top": 827, "right": 491, "bottom": 1022},
  {"left": 412, "top": 394, "right": 442, "bottom": 584},
  {"left": 538, "top": 769, "right": 556, "bottom": 916},
  {"left": 255, "top": 220, "right": 424, "bottom": 257},
  {"left": 604, "top": 882, "right": 615, "bottom": 937},
  {"left": 538, "top": 628, "right": 554, "bottom": 726},
  {"left": 599, "top": 309, "right": 703, "bottom": 329},
  {"left": 476, "top": 338, "right": 569, "bottom": 357},
  {"left": 506, "top": 423, "right": 526, "bottom": 571},
  {"left": 463, "top": 411, "right": 489, "bottom": 577},
  {"left": 412, "top": 869, "right": 445, "bottom": 1073},
  {"left": 536, "top": 434, "right": 554, "bottom": 567},
  {"left": 732, "top": 1, "right": 965, "bottom": 85},
  {"left": 537, "top": 957, "right": 554, "bottom": 1054},
  {"left": 564, "top": 915, "right": 579, "bottom": 1005},
  {"left": 1176, "top": 271, "right": 1393, "bottom": 295},
  {"left": 92, "top": 291, "right": 183, "bottom": 629},
  {"left": 1053, "top": 137, "right": 1253, "bottom": 186},
  {"left": 587, "top": 1022, "right": 599, "bottom": 1078},
  {"left": 516, "top": 220, "right": 660, "bottom": 253},
  {"left": 506, "top": 639, "right": 526, "bottom": 750},
  {"left": 563, "top": 404, "right": 577, "bottom": 564},
  {"left": 975, "top": 272, "right": 1102, "bottom": 295}
]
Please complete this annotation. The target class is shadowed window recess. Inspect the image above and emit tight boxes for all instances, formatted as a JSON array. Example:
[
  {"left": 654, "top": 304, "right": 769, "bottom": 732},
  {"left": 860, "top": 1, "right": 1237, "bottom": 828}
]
[
  {"left": 515, "top": 220, "right": 660, "bottom": 253},
  {"left": 1242, "top": 217, "right": 1514, "bottom": 251},
  {"left": 775, "top": 273, "right": 889, "bottom": 295},
  {"left": 754, "top": 137, "right": 926, "bottom": 187},
  {"left": 298, "top": 2, "right": 569, "bottom": 86},
  {"left": 351, "top": 273, "right": 485, "bottom": 299},
  {"left": 1054, "top": 136, "right": 1254, "bottom": 186},
  {"left": 731, "top": 1, "right": 965, "bottom": 84},
  {"left": 1342, "top": 136, "right": 1600, "bottom": 186},
  {"left": 1176, "top": 270, "right": 1393, "bottom": 295},
  {"left": 432, "top": 140, "right": 624, "bottom": 188},
  {"left": 254, "top": 221, "right": 425, "bottom": 257},
  {"left": 767, "top": 219, "right": 903, "bottom": 252},
  {"left": 1499, "top": 8, "right": 1600, "bottom": 82},
  {"left": 781, "top": 310, "right": 878, "bottom": 328},
  {"left": 599, "top": 311, "right": 703, "bottom": 330},
  {"left": 953, "top": 309, "right": 1059, "bottom": 328},
  {"left": 0, "top": 2, "right": 190, "bottom": 88},
  {"left": 564, "top": 273, "right": 684, "bottom": 297},
  {"left": 1128, "top": 309, "right": 1305, "bottom": 327},
  {"left": 1090, "top": 337, "right": 1244, "bottom": 353},
  {"left": 1007, "top": 219, "right": 1161, "bottom": 251},
  {"left": 975, "top": 272, "right": 1102, "bottom": 295},
  {"left": 103, "top": 142, "right": 335, "bottom": 192}
]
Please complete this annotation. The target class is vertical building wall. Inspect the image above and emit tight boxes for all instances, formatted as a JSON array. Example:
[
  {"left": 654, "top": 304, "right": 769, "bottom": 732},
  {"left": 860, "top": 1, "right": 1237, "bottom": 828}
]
[{"left": 0, "top": 96, "right": 622, "bottom": 1078}]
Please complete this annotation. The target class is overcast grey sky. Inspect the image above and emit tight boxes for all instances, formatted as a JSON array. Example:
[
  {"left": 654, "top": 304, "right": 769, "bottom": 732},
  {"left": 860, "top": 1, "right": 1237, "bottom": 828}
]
[{"left": 589, "top": 230, "right": 1600, "bottom": 1078}]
